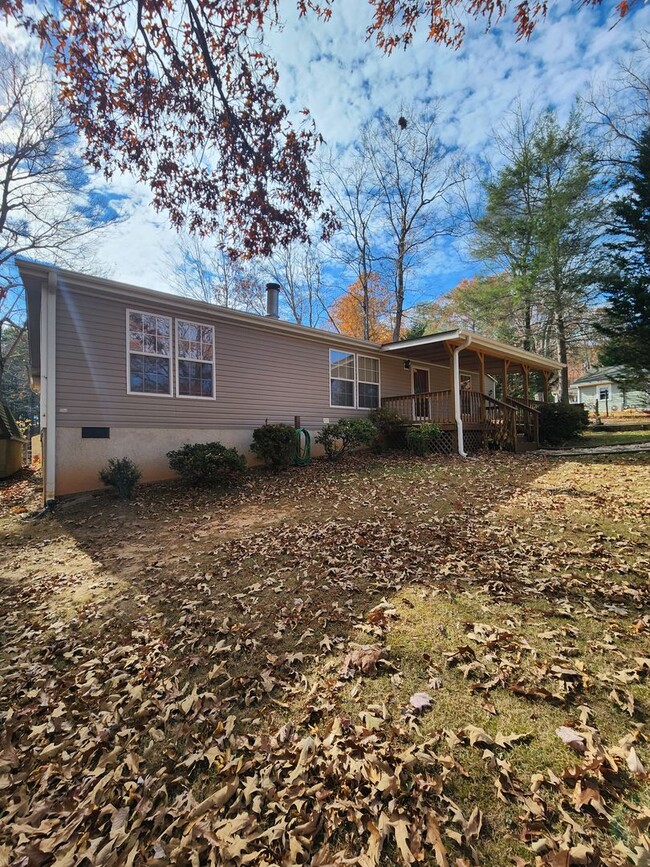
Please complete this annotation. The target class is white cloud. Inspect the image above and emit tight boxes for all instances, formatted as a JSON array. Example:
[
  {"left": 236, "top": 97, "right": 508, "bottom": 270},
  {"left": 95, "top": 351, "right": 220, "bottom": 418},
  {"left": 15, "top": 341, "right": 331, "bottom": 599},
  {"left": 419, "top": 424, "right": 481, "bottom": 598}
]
[{"left": 3, "top": 2, "right": 648, "bottom": 298}]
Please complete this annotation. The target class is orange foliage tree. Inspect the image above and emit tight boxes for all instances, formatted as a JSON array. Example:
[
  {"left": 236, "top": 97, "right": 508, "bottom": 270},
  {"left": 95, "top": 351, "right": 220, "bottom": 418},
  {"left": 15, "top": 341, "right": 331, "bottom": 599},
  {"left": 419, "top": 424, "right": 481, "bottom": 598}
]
[{"left": 330, "top": 273, "right": 395, "bottom": 343}]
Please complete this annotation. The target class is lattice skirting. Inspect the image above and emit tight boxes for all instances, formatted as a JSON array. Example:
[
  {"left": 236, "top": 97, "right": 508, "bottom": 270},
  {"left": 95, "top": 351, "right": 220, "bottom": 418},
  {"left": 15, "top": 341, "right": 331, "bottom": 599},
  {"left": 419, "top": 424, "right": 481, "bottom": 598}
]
[
  {"left": 463, "top": 429, "right": 485, "bottom": 453},
  {"left": 431, "top": 430, "right": 456, "bottom": 454}
]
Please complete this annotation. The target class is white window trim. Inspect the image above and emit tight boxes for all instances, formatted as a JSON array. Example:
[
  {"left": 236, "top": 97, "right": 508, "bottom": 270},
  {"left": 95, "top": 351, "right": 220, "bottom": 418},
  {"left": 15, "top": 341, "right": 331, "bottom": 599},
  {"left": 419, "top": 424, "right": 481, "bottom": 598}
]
[
  {"left": 357, "top": 354, "right": 381, "bottom": 410},
  {"left": 329, "top": 349, "right": 381, "bottom": 410},
  {"left": 175, "top": 319, "right": 216, "bottom": 401},
  {"left": 126, "top": 308, "right": 173, "bottom": 397}
]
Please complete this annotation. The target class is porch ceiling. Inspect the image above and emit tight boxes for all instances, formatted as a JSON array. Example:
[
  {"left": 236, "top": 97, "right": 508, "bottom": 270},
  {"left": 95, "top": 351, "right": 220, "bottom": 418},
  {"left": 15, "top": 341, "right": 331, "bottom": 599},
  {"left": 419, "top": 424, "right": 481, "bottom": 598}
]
[{"left": 381, "top": 329, "right": 563, "bottom": 375}]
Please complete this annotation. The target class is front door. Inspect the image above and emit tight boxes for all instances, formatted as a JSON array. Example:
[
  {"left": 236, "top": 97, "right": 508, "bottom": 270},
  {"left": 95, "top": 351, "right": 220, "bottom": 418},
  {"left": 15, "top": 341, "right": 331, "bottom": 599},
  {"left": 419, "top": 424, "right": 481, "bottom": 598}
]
[{"left": 413, "top": 368, "right": 430, "bottom": 420}]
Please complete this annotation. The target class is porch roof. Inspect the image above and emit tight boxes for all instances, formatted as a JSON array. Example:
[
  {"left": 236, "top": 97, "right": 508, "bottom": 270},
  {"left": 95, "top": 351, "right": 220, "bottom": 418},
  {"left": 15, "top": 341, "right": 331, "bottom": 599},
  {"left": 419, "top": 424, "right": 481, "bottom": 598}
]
[{"left": 381, "top": 329, "right": 564, "bottom": 375}]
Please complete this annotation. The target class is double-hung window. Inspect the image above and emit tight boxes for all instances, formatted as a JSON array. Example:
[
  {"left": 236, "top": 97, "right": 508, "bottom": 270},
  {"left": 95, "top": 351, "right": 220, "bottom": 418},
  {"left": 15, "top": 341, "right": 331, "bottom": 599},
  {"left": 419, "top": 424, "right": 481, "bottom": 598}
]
[
  {"left": 357, "top": 355, "right": 380, "bottom": 408},
  {"left": 128, "top": 311, "right": 172, "bottom": 395},
  {"left": 176, "top": 320, "right": 215, "bottom": 398},
  {"left": 330, "top": 350, "right": 355, "bottom": 407},
  {"left": 599, "top": 387, "right": 609, "bottom": 401},
  {"left": 330, "top": 350, "right": 380, "bottom": 409}
]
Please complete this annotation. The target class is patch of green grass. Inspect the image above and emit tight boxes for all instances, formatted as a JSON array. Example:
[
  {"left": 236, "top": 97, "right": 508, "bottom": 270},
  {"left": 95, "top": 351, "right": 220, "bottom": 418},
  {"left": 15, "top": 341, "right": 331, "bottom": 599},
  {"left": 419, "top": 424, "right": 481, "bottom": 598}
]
[{"left": 562, "top": 429, "right": 650, "bottom": 449}]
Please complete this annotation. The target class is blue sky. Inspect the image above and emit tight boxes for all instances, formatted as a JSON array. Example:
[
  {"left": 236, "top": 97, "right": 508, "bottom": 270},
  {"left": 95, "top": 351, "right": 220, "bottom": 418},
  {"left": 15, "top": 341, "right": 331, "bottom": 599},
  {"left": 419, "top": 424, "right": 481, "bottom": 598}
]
[{"left": 3, "top": 0, "right": 649, "bottom": 306}]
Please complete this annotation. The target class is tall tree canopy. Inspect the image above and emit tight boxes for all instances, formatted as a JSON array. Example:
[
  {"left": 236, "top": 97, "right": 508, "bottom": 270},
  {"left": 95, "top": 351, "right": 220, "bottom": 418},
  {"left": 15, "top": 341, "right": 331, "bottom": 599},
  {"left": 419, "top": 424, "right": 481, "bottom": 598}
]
[
  {"left": 596, "top": 127, "right": 650, "bottom": 378},
  {"left": 472, "top": 107, "right": 604, "bottom": 400},
  {"left": 4, "top": 0, "right": 628, "bottom": 257},
  {"left": 411, "top": 274, "right": 522, "bottom": 344},
  {"left": 322, "top": 107, "right": 466, "bottom": 342}
]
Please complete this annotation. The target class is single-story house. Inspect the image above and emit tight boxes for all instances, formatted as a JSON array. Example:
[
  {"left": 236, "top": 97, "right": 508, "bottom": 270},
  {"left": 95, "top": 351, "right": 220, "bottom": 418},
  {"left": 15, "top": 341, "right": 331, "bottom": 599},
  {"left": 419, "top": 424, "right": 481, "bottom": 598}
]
[
  {"left": 569, "top": 367, "right": 649, "bottom": 413},
  {"left": 19, "top": 260, "right": 563, "bottom": 500}
]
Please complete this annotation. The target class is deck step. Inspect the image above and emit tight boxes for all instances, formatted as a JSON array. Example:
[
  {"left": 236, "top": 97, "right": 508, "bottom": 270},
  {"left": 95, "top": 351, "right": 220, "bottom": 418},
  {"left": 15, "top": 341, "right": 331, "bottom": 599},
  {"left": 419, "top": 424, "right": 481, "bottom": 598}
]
[{"left": 515, "top": 437, "right": 539, "bottom": 453}]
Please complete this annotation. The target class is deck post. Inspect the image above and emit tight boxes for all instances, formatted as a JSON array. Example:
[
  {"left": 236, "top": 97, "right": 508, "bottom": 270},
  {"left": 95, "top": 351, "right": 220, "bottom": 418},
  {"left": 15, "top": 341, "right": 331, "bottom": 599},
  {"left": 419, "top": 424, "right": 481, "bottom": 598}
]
[
  {"left": 476, "top": 350, "right": 487, "bottom": 448},
  {"left": 502, "top": 359, "right": 510, "bottom": 401},
  {"left": 452, "top": 336, "right": 472, "bottom": 456},
  {"left": 522, "top": 364, "right": 530, "bottom": 402}
]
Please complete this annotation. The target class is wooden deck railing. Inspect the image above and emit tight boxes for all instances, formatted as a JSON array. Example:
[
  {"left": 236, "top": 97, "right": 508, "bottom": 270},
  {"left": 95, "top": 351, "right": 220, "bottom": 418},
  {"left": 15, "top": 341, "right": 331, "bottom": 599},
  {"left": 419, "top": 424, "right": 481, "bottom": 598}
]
[
  {"left": 381, "top": 390, "right": 455, "bottom": 424},
  {"left": 381, "top": 390, "right": 540, "bottom": 451},
  {"left": 503, "top": 395, "right": 540, "bottom": 445}
]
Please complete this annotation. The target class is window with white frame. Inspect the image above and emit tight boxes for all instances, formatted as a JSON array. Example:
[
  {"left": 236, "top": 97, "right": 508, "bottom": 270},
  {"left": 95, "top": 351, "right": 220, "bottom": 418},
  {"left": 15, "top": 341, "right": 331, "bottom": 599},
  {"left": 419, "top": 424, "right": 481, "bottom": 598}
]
[
  {"left": 330, "top": 350, "right": 355, "bottom": 407},
  {"left": 460, "top": 373, "right": 472, "bottom": 391},
  {"left": 358, "top": 355, "right": 380, "bottom": 408},
  {"left": 176, "top": 319, "right": 215, "bottom": 398},
  {"left": 599, "top": 387, "right": 609, "bottom": 401},
  {"left": 128, "top": 310, "right": 172, "bottom": 394}
]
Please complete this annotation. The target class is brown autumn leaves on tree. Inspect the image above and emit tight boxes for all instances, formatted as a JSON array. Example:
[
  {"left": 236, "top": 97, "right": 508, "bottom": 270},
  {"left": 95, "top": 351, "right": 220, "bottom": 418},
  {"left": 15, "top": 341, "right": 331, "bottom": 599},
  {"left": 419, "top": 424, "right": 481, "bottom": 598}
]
[{"left": 4, "top": 0, "right": 627, "bottom": 260}]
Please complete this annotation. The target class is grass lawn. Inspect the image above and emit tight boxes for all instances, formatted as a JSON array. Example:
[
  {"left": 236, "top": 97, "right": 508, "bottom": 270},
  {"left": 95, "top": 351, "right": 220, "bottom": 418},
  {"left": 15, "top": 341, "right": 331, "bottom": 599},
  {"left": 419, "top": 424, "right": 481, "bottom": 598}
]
[
  {"left": 562, "top": 430, "right": 650, "bottom": 449},
  {"left": 1, "top": 451, "right": 649, "bottom": 866}
]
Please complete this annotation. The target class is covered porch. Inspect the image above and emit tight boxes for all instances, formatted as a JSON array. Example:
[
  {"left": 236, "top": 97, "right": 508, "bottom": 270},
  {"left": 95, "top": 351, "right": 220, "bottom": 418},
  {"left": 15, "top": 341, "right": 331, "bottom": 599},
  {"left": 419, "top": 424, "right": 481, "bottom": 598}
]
[{"left": 379, "top": 330, "right": 564, "bottom": 454}]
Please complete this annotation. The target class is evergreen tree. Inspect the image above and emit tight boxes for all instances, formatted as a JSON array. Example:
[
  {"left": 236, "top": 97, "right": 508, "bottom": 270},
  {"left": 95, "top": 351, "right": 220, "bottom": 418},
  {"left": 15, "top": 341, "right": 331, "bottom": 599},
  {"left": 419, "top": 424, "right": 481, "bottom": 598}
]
[
  {"left": 596, "top": 128, "right": 650, "bottom": 383},
  {"left": 473, "top": 107, "right": 604, "bottom": 400}
]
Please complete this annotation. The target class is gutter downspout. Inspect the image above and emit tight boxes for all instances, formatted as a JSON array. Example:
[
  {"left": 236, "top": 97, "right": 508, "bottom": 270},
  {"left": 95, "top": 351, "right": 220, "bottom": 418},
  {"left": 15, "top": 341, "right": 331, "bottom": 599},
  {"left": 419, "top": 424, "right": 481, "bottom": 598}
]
[
  {"left": 453, "top": 334, "right": 472, "bottom": 457},
  {"left": 41, "top": 270, "right": 57, "bottom": 503}
]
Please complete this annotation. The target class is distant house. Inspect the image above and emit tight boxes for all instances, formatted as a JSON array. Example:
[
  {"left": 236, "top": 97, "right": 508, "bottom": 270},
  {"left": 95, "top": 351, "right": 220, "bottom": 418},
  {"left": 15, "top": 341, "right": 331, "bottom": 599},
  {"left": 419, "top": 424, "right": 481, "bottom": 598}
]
[
  {"left": 569, "top": 366, "right": 649, "bottom": 413},
  {"left": 19, "top": 260, "right": 562, "bottom": 501}
]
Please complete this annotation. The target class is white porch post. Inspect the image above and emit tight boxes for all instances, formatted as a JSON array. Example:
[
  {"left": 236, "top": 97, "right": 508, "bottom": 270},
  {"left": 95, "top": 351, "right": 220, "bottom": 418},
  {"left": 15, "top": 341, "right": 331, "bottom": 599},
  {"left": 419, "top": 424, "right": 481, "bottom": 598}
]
[{"left": 452, "top": 335, "right": 472, "bottom": 457}]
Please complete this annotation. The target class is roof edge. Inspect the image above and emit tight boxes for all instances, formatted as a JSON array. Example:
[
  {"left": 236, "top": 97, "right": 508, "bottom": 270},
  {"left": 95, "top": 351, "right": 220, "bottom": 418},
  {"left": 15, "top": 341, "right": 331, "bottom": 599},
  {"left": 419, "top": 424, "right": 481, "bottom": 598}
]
[
  {"left": 382, "top": 328, "right": 564, "bottom": 370},
  {"left": 16, "top": 259, "right": 381, "bottom": 355}
]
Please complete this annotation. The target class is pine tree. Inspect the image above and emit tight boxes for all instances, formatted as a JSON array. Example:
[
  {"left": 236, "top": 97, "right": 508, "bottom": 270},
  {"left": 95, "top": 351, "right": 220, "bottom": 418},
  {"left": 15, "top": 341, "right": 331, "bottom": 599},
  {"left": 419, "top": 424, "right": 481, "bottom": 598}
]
[{"left": 596, "top": 128, "right": 650, "bottom": 383}]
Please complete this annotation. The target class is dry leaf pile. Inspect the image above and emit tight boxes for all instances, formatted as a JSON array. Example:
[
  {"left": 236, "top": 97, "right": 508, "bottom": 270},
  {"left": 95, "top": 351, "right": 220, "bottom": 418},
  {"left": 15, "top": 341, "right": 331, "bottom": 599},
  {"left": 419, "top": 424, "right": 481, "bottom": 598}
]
[{"left": 0, "top": 452, "right": 649, "bottom": 865}]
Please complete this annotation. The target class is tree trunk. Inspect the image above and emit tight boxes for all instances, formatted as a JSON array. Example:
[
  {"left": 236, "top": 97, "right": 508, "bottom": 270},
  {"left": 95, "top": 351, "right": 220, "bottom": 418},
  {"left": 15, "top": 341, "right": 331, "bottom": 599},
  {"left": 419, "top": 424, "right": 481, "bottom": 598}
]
[
  {"left": 392, "top": 234, "right": 406, "bottom": 342},
  {"left": 556, "top": 311, "right": 570, "bottom": 402},
  {"left": 361, "top": 269, "right": 370, "bottom": 341},
  {"left": 523, "top": 294, "right": 532, "bottom": 352}
]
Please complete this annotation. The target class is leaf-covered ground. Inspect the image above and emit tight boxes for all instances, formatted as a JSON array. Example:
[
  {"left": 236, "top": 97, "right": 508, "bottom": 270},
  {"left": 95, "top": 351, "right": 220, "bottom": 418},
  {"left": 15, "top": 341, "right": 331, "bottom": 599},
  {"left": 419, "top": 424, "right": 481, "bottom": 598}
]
[{"left": 1, "top": 451, "right": 649, "bottom": 866}]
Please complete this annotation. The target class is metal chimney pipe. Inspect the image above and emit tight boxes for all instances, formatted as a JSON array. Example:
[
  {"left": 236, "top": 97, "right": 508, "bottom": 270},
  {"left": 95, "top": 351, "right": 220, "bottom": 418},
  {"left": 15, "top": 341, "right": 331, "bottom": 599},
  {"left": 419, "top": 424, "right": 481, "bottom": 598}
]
[{"left": 266, "top": 282, "right": 280, "bottom": 319}]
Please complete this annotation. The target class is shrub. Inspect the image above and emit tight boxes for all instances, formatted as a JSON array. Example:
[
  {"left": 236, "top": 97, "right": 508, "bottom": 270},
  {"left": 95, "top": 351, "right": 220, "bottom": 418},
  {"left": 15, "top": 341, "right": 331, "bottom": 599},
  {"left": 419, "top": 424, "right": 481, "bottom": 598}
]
[
  {"left": 99, "top": 457, "right": 142, "bottom": 499},
  {"left": 367, "top": 407, "right": 408, "bottom": 452},
  {"left": 250, "top": 422, "right": 296, "bottom": 471},
  {"left": 406, "top": 423, "right": 441, "bottom": 456},
  {"left": 167, "top": 441, "right": 246, "bottom": 486},
  {"left": 538, "top": 403, "right": 589, "bottom": 445},
  {"left": 316, "top": 417, "right": 377, "bottom": 461}
]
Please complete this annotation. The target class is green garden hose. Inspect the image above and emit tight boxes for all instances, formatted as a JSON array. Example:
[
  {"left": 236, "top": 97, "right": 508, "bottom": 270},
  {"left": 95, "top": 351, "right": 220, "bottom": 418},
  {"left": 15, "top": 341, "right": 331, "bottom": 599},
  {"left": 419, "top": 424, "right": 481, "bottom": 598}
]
[{"left": 294, "top": 427, "right": 311, "bottom": 465}]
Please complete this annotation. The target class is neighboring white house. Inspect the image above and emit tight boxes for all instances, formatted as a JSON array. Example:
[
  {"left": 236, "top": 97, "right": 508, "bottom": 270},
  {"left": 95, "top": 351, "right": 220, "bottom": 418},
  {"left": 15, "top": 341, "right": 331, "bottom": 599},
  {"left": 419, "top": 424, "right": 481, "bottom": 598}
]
[{"left": 569, "top": 366, "right": 649, "bottom": 412}]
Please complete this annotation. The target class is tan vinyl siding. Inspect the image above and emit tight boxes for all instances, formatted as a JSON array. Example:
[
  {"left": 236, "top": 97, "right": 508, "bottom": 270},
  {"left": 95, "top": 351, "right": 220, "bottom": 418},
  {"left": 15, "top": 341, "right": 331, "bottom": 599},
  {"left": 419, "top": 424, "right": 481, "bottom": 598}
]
[{"left": 55, "top": 281, "right": 407, "bottom": 430}]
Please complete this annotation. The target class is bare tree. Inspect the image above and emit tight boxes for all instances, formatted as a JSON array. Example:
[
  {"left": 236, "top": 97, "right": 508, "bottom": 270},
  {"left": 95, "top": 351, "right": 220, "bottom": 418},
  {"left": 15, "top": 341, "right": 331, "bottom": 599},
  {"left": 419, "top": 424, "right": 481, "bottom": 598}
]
[
  {"left": 363, "top": 107, "right": 469, "bottom": 341},
  {"left": 163, "top": 232, "right": 266, "bottom": 314},
  {"left": 322, "top": 107, "right": 467, "bottom": 342},
  {"left": 586, "top": 32, "right": 650, "bottom": 164},
  {"left": 261, "top": 241, "right": 331, "bottom": 327},
  {"left": 320, "top": 151, "right": 381, "bottom": 340},
  {"left": 0, "top": 44, "right": 122, "bottom": 395}
]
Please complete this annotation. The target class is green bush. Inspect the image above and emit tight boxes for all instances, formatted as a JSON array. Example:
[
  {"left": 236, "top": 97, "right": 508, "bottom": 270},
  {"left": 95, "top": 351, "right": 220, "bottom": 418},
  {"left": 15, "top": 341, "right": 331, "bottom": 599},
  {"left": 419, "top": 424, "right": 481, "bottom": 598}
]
[
  {"left": 406, "top": 423, "right": 441, "bottom": 456},
  {"left": 251, "top": 422, "right": 296, "bottom": 471},
  {"left": 367, "top": 407, "right": 408, "bottom": 452},
  {"left": 167, "top": 441, "right": 246, "bottom": 486},
  {"left": 538, "top": 403, "right": 589, "bottom": 445},
  {"left": 99, "top": 457, "right": 142, "bottom": 499},
  {"left": 316, "top": 417, "right": 377, "bottom": 461}
]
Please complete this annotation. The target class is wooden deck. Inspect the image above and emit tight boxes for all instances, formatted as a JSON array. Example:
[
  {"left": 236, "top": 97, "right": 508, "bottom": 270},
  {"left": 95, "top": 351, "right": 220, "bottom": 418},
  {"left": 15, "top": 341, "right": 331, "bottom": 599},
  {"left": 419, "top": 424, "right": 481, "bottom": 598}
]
[{"left": 381, "top": 389, "right": 541, "bottom": 452}]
